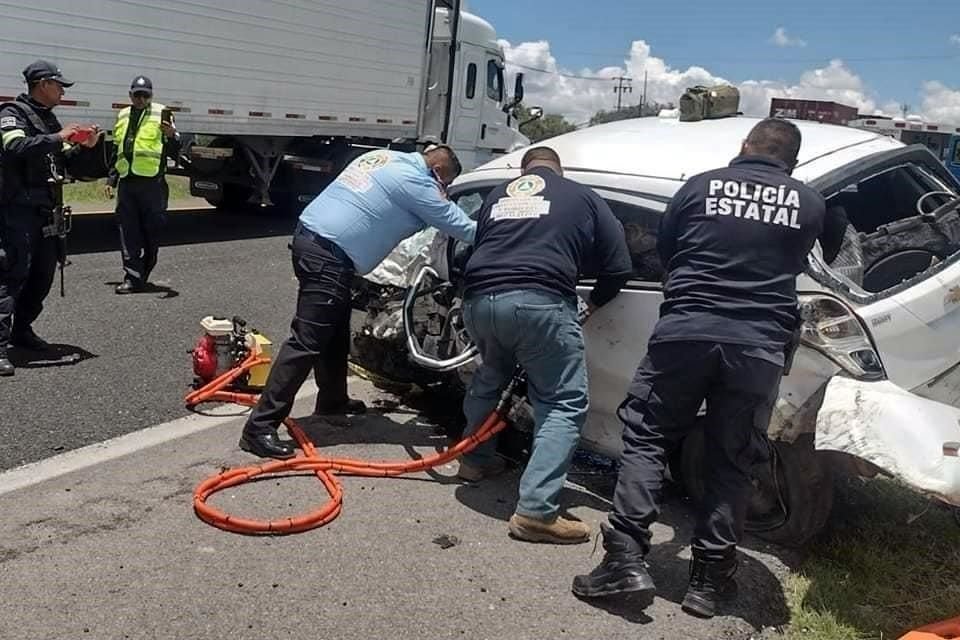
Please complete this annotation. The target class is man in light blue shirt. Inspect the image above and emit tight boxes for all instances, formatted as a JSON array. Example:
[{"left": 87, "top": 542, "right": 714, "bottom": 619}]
[{"left": 240, "top": 145, "right": 476, "bottom": 459}]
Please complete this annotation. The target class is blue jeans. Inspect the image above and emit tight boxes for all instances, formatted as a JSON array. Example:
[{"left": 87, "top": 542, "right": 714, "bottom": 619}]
[{"left": 461, "top": 289, "right": 588, "bottom": 520}]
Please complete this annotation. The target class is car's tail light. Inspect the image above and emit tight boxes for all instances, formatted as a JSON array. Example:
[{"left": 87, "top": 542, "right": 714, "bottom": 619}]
[{"left": 799, "top": 294, "right": 886, "bottom": 381}]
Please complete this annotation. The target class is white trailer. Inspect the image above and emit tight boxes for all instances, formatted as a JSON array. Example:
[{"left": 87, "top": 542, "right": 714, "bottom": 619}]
[
  {"left": 0, "top": 0, "right": 534, "bottom": 210},
  {"left": 849, "top": 115, "right": 960, "bottom": 162}
]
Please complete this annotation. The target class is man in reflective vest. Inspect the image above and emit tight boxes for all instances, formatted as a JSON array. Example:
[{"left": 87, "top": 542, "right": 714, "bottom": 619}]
[{"left": 105, "top": 76, "right": 181, "bottom": 294}]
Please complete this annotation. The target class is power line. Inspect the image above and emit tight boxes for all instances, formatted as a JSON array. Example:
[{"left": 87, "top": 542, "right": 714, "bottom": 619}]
[
  {"left": 508, "top": 61, "right": 612, "bottom": 81},
  {"left": 508, "top": 52, "right": 960, "bottom": 81}
]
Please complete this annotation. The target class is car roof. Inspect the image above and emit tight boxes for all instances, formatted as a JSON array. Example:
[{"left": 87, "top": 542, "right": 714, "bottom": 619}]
[{"left": 460, "top": 115, "right": 901, "bottom": 185}]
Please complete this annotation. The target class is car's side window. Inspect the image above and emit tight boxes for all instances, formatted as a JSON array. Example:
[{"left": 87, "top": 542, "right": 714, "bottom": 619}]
[
  {"left": 604, "top": 199, "right": 665, "bottom": 283},
  {"left": 825, "top": 161, "right": 960, "bottom": 294},
  {"left": 455, "top": 191, "right": 486, "bottom": 220}
]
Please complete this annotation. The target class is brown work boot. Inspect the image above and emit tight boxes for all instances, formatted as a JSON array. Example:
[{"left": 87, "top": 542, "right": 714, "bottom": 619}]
[
  {"left": 456, "top": 456, "right": 507, "bottom": 482},
  {"left": 508, "top": 513, "right": 591, "bottom": 545}
]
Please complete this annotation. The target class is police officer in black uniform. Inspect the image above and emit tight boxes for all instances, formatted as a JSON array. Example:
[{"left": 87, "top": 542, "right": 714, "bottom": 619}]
[
  {"left": 572, "top": 119, "right": 827, "bottom": 618},
  {"left": 0, "top": 60, "right": 101, "bottom": 377}
]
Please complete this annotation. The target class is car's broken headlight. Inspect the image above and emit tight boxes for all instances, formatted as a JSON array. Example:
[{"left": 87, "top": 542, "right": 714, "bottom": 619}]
[{"left": 799, "top": 294, "right": 886, "bottom": 381}]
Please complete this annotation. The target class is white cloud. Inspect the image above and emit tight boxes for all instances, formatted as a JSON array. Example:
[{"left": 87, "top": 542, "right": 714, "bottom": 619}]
[
  {"left": 502, "top": 39, "right": 876, "bottom": 123},
  {"left": 918, "top": 81, "right": 960, "bottom": 124},
  {"left": 770, "top": 27, "right": 807, "bottom": 48},
  {"left": 737, "top": 59, "right": 878, "bottom": 116},
  {"left": 950, "top": 34, "right": 960, "bottom": 45},
  {"left": 502, "top": 39, "right": 960, "bottom": 127}
]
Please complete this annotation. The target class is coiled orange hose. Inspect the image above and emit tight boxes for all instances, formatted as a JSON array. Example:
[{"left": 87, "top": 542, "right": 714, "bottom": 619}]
[{"left": 188, "top": 352, "right": 510, "bottom": 534}]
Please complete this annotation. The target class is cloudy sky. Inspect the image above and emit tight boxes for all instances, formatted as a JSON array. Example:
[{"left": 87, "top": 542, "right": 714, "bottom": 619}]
[{"left": 468, "top": 0, "right": 960, "bottom": 125}]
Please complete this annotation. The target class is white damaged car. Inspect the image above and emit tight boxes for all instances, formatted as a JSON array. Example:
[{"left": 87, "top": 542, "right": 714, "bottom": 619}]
[{"left": 350, "top": 115, "right": 960, "bottom": 545}]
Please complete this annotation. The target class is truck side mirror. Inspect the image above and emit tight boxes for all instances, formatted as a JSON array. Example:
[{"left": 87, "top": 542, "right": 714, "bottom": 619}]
[
  {"left": 520, "top": 106, "right": 543, "bottom": 128},
  {"left": 502, "top": 72, "right": 525, "bottom": 113}
]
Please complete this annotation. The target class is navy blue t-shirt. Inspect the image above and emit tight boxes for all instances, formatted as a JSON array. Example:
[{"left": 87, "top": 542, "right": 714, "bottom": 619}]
[
  {"left": 652, "top": 155, "right": 826, "bottom": 356},
  {"left": 463, "top": 167, "right": 632, "bottom": 306}
]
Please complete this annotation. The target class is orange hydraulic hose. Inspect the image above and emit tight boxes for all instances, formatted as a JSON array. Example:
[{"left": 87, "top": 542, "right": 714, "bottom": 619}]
[
  {"left": 189, "top": 352, "right": 511, "bottom": 534},
  {"left": 899, "top": 617, "right": 960, "bottom": 640}
]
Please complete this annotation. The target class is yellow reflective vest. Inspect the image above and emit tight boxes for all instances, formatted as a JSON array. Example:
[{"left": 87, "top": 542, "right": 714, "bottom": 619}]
[{"left": 113, "top": 102, "right": 165, "bottom": 178}]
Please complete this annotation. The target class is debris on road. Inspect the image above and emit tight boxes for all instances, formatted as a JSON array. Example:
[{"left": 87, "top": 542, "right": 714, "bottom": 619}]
[{"left": 432, "top": 534, "right": 460, "bottom": 549}]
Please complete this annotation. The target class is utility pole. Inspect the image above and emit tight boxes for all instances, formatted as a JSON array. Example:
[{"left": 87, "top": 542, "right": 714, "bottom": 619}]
[
  {"left": 642, "top": 71, "right": 648, "bottom": 115},
  {"left": 613, "top": 75, "right": 633, "bottom": 112},
  {"left": 900, "top": 103, "right": 910, "bottom": 118}
]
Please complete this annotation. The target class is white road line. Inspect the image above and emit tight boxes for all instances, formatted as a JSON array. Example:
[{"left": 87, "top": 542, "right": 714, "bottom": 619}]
[{"left": 0, "top": 381, "right": 318, "bottom": 496}]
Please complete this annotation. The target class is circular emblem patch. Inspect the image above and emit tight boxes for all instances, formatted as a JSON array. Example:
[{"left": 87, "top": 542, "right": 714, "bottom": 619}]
[
  {"left": 356, "top": 151, "right": 391, "bottom": 173},
  {"left": 506, "top": 174, "right": 546, "bottom": 198}
]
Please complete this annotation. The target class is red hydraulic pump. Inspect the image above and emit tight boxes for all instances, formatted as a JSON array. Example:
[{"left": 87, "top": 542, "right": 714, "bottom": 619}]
[{"left": 190, "top": 316, "right": 272, "bottom": 389}]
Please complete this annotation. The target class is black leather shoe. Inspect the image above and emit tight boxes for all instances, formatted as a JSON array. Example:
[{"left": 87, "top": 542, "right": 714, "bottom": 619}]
[
  {"left": 571, "top": 523, "right": 656, "bottom": 604},
  {"left": 11, "top": 329, "right": 49, "bottom": 351},
  {"left": 681, "top": 555, "right": 738, "bottom": 619},
  {"left": 115, "top": 279, "right": 144, "bottom": 295},
  {"left": 0, "top": 354, "right": 13, "bottom": 377},
  {"left": 238, "top": 431, "right": 297, "bottom": 460},
  {"left": 314, "top": 398, "right": 367, "bottom": 416}
]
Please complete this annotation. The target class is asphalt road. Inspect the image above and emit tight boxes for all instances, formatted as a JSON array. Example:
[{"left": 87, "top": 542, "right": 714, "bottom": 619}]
[
  {"left": 0, "top": 206, "right": 801, "bottom": 639},
  {"left": 0, "top": 207, "right": 300, "bottom": 470},
  {"left": 0, "top": 386, "right": 794, "bottom": 640}
]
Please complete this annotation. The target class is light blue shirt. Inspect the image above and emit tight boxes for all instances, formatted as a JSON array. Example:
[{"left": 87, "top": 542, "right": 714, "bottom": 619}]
[{"left": 299, "top": 150, "right": 476, "bottom": 274}]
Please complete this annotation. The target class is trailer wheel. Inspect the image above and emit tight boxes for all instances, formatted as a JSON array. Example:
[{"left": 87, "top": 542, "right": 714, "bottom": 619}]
[
  {"left": 207, "top": 184, "right": 253, "bottom": 212},
  {"left": 681, "top": 428, "right": 833, "bottom": 547}
]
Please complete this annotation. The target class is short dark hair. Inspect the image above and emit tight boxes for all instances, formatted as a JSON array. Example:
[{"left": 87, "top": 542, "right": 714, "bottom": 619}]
[
  {"left": 424, "top": 144, "right": 462, "bottom": 179},
  {"left": 521, "top": 146, "right": 562, "bottom": 170},
  {"left": 744, "top": 118, "right": 802, "bottom": 167}
]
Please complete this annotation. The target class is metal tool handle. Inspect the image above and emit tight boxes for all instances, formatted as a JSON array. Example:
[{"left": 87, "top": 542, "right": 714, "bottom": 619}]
[{"left": 402, "top": 265, "right": 479, "bottom": 372}]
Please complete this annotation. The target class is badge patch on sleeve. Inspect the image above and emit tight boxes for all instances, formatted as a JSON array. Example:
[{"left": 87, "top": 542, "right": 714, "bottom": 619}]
[
  {"left": 491, "top": 174, "right": 551, "bottom": 220},
  {"left": 0, "top": 117, "right": 17, "bottom": 129},
  {"left": 338, "top": 150, "right": 392, "bottom": 193}
]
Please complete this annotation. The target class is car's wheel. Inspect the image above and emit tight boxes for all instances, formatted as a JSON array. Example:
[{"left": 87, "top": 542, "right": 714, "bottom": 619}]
[{"left": 681, "top": 427, "right": 833, "bottom": 547}]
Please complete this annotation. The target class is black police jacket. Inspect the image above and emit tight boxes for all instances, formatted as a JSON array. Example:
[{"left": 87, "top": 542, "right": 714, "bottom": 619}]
[
  {"left": 652, "top": 155, "right": 827, "bottom": 355},
  {"left": 463, "top": 166, "right": 632, "bottom": 308},
  {"left": 0, "top": 94, "right": 96, "bottom": 210}
]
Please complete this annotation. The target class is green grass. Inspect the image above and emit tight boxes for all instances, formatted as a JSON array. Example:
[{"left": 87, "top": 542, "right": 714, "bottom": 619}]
[
  {"left": 784, "top": 477, "right": 960, "bottom": 639},
  {"left": 63, "top": 175, "right": 192, "bottom": 204}
]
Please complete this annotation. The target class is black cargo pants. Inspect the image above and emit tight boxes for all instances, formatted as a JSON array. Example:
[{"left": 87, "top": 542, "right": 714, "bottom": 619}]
[
  {"left": 116, "top": 177, "right": 168, "bottom": 284},
  {"left": 244, "top": 224, "right": 355, "bottom": 437},
  {"left": 0, "top": 205, "right": 59, "bottom": 349},
  {"left": 609, "top": 340, "right": 783, "bottom": 562}
]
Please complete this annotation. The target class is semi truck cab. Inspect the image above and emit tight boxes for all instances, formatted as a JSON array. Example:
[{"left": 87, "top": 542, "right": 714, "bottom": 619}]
[{"left": 421, "top": 8, "right": 530, "bottom": 170}]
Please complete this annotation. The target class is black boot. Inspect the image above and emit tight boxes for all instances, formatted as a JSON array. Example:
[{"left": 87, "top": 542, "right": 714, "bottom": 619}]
[
  {"left": 681, "top": 555, "right": 738, "bottom": 619},
  {"left": 0, "top": 348, "right": 13, "bottom": 377},
  {"left": 115, "top": 278, "right": 145, "bottom": 294},
  {"left": 238, "top": 429, "right": 296, "bottom": 460},
  {"left": 571, "top": 523, "right": 655, "bottom": 603},
  {"left": 12, "top": 328, "right": 49, "bottom": 351}
]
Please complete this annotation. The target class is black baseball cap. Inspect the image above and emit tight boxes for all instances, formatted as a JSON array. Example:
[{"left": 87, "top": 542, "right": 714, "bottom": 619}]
[
  {"left": 130, "top": 76, "right": 153, "bottom": 95},
  {"left": 22, "top": 60, "right": 74, "bottom": 87}
]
